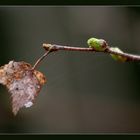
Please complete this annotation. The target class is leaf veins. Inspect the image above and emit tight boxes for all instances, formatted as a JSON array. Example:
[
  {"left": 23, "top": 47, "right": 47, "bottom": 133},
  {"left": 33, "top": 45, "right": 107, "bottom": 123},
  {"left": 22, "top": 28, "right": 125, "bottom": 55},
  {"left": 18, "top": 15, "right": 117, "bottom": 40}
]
[{"left": 0, "top": 61, "right": 46, "bottom": 115}]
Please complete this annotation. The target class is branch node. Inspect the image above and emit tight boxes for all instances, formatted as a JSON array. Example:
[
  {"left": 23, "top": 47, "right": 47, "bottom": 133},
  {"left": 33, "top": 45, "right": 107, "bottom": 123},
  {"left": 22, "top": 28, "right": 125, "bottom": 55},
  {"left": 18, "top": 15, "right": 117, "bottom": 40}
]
[{"left": 43, "top": 43, "right": 58, "bottom": 52}]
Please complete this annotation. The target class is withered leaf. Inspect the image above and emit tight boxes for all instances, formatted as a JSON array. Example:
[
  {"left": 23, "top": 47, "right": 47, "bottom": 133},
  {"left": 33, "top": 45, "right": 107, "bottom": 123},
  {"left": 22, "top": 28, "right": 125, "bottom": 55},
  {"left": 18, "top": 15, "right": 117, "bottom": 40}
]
[{"left": 0, "top": 61, "right": 46, "bottom": 115}]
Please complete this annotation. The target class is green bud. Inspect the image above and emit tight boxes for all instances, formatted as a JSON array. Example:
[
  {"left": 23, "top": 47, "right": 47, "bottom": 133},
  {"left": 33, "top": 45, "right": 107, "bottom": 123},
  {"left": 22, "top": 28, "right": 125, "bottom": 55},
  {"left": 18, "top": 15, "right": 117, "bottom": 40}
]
[
  {"left": 87, "top": 37, "right": 107, "bottom": 51},
  {"left": 110, "top": 47, "right": 127, "bottom": 62}
]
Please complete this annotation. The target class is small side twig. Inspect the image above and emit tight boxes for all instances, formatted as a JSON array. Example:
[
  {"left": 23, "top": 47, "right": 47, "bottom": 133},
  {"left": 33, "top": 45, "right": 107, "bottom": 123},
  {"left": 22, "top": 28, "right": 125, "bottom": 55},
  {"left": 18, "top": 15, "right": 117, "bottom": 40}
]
[{"left": 32, "top": 46, "right": 52, "bottom": 70}]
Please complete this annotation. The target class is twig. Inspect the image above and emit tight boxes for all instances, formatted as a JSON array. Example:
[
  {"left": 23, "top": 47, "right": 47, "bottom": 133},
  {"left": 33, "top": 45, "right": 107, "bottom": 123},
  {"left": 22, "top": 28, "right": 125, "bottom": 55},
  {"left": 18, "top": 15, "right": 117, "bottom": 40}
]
[
  {"left": 32, "top": 49, "right": 51, "bottom": 70},
  {"left": 43, "top": 43, "right": 140, "bottom": 62},
  {"left": 32, "top": 42, "right": 140, "bottom": 70},
  {"left": 43, "top": 43, "right": 97, "bottom": 52},
  {"left": 107, "top": 48, "right": 140, "bottom": 61}
]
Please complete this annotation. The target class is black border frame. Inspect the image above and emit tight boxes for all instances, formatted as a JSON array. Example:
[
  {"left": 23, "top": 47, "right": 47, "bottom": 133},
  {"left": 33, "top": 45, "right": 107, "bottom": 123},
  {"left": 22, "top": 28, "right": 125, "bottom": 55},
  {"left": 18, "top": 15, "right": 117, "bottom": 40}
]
[
  {"left": 0, "top": 0, "right": 140, "bottom": 138},
  {"left": 0, "top": 0, "right": 139, "bottom": 5}
]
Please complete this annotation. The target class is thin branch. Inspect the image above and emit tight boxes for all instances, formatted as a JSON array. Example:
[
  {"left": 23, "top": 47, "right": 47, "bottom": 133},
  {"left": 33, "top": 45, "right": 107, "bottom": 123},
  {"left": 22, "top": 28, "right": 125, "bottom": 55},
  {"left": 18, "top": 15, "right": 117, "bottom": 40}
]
[
  {"left": 32, "top": 50, "right": 50, "bottom": 70},
  {"left": 107, "top": 48, "right": 140, "bottom": 61},
  {"left": 43, "top": 43, "right": 140, "bottom": 62},
  {"left": 43, "top": 43, "right": 98, "bottom": 52}
]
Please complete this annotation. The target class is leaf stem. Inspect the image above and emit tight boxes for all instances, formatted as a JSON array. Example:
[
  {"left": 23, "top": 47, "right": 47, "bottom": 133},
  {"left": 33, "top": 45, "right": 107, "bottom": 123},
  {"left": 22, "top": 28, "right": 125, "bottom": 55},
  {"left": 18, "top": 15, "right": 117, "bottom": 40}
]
[{"left": 32, "top": 50, "right": 51, "bottom": 70}]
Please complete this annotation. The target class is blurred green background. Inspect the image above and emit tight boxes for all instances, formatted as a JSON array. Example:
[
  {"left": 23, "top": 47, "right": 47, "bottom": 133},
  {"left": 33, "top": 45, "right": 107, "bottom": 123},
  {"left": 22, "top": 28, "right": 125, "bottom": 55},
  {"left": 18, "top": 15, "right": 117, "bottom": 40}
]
[{"left": 0, "top": 6, "right": 140, "bottom": 133}]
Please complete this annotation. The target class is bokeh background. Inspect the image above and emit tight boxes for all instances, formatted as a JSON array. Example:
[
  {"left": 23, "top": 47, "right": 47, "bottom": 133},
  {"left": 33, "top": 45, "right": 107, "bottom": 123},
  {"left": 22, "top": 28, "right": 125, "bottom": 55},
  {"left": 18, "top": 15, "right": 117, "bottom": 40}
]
[{"left": 0, "top": 6, "right": 140, "bottom": 134}]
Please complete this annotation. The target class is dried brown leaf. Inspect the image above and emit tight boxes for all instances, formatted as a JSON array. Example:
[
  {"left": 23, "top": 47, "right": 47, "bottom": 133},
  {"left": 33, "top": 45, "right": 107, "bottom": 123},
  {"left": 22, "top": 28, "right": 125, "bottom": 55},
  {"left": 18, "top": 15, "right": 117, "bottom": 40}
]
[{"left": 0, "top": 61, "right": 46, "bottom": 115}]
